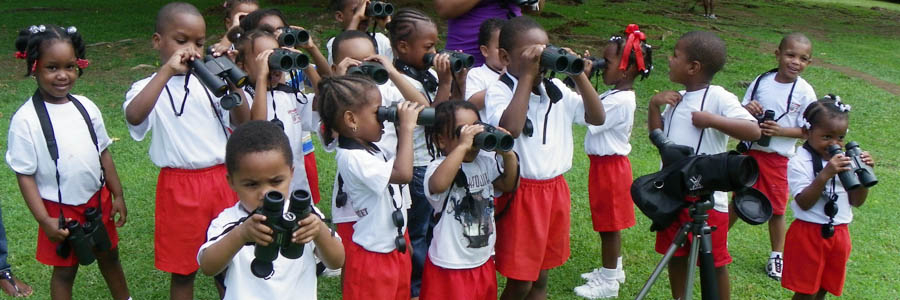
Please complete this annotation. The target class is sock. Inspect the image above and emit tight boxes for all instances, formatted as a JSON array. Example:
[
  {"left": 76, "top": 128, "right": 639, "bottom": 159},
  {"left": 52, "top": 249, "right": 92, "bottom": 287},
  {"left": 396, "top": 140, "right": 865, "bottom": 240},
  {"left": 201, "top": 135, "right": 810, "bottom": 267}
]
[
  {"left": 616, "top": 256, "right": 623, "bottom": 271},
  {"left": 771, "top": 251, "right": 782, "bottom": 259},
  {"left": 600, "top": 267, "right": 618, "bottom": 280}
]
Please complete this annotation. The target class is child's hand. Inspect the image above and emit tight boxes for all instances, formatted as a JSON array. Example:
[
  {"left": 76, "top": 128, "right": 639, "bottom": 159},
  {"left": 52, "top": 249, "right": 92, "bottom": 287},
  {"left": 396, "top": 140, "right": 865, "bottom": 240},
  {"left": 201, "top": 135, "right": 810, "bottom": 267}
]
[
  {"left": 239, "top": 214, "right": 275, "bottom": 246},
  {"left": 520, "top": 44, "right": 545, "bottom": 79},
  {"left": 860, "top": 151, "right": 875, "bottom": 167},
  {"left": 691, "top": 111, "right": 719, "bottom": 129},
  {"left": 231, "top": 12, "right": 249, "bottom": 29},
  {"left": 433, "top": 53, "right": 454, "bottom": 83},
  {"left": 744, "top": 100, "right": 763, "bottom": 116},
  {"left": 291, "top": 213, "right": 324, "bottom": 244},
  {"left": 650, "top": 91, "right": 682, "bottom": 108},
  {"left": 823, "top": 153, "right": 852, "bottom": 178},
  {"left": 350, "top": 0, "right": 370, "bottom": 28},
  {"left": 110, "top": 196, "right": 127, "bottom": 227},
  {"left": 163, "top": 47, "right": 201, "bottom": 76},
  {"left": 760, "top": 120, "right": 782, "bottom": 137},
  {"left": 366, "top": 54, "right": 394, "bottom": 72},
  {"left": 210, "top": 42, "right": 232, "bottom": 58},
  {"left": 254, "top": 49, "right": 275, "bottom": 84},
  {"left": 40, "top": 216, "right": 69, "bottom": 243},
  {"left": 396, "top": 101, "right": 425, "bottom": 130},
  {"left": 334, "top": 57, "right": 363, "bottom": 76},
  {"left": 582, "top": 49, "right": 593, "bottom": 76},
  {"left": 457, "top": 124, "right": 485, "bottom": 150},
  {"left": 375, "top": 15, "right": 391, "bottom": 29},
  {"left": 290, "top": 26, "right": 317, "bottom": 50}
]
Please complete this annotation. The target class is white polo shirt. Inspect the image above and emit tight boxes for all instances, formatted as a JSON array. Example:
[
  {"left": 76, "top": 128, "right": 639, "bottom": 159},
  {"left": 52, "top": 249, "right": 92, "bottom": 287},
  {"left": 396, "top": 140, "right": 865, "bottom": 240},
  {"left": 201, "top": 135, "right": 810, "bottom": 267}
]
[
  {"left": 124, "top": 74, "right": 233, "bottom": 169},
  {"left": 326, "top": 32, "right": 394, "bottom": 65},
  {"left": 788, "top": 146, "right": 853, "bottom": 225},
  {"left": 483, "top": 74, "right": 589, "bottom": 180},
  {"left": 398, "top": 71, "right": 439, "bottom": 167},
  {"left": 660, "top": 85, "right": 756, "bottom": 212},
  {"left": 6, "top": 95, "right": 112, "bottom": 205},
  {"left": 742, "top": 73, "right": 816, "bottom": 157},
  {"left": 465, "top": 64, "right": 502, "bottom": 121},
  {"left": 584, "top": 89, "right": 635, "bottom": 156}
]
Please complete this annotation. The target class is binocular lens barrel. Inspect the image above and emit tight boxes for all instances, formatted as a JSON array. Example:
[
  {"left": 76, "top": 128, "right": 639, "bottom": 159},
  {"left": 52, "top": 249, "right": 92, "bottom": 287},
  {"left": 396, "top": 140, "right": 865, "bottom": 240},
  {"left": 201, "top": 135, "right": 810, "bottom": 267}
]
[
  {"left": 845, "top": 142, "right": 878, "bottom": 188},
  {"left": 541, "top": 46, "right": 584, "bottom": 75},
  {"left": 367, "top": 1, "right": 394, "bottom": 17},
  {"left": 377, "top": 106, "right": 435, "bottom": 126},
  {"left": 65, "top": 220, "right": 97, "bottom": 266},
  {"left": 278, "top": 28, "right": 310, "bottom": 47},
  {"left": 83, "top": 207, "right": 111, "bottom": 252},
  {"left": 220, "top": 93, "right": 243, "bottom": 110},
  {"left": 756, "top": 110, "right": 776, "bottom": 147},
  {"left": 424, "top": 52, "right": 474, "bottom": 73},
  {"left": 496, "top": 133, "right": 514, "bottom": 151},
  {"left": 348, "top": 62, "right": 389, "bottom": 85},
  {"left": 827, "top": 145, "right": 862, "bottom": 190},
  {"left": 474, "top": 132, "right": 499, "bottom": 151},
  {"left": 190, "top": 59, "right": 228, "bottom": 97}
]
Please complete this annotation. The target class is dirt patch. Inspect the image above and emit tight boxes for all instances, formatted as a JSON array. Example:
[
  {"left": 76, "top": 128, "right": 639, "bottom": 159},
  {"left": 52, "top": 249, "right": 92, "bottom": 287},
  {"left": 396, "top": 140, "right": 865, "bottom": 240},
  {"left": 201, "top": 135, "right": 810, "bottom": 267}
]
[{"left": 549, "top": 20, "right": 589, "bottom": 36}]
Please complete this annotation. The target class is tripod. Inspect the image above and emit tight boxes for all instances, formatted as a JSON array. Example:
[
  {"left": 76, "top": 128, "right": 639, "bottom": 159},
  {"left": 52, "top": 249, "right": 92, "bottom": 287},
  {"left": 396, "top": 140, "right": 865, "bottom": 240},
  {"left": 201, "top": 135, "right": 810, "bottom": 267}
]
[{"left": 636, "top": 195, "right": 719, "bottom": 300}]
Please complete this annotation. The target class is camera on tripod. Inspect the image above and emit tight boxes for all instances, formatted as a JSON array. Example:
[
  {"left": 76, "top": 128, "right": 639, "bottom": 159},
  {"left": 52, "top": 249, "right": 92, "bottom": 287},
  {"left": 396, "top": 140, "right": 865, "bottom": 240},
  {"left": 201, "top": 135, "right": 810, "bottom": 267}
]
[
  {"left": 366, "top": 1, "right": 395, "bottom": 18},
  {"left": 541, "top": 45, "right": 584, "bottom": 75},
  {"left": 250, "top": 189, "right": 313, "bottom": 278},
  {"left": 56, "top": 207, "right": 112, "bottom": 266},
  {"left": 423, "top": 51, "right": 475, "bottom": 73},
  {"left": 462, "top": 122, "right": 514, "bottom": 152},
  {"left": 827, "top": 142, "right": 877, "bottom": 190},
  {"left": 278, "top": 27, "right": 310, "bottom": 48},
  {"left": 348, "top": 61, "right": 389, "bottom": 85},
  {"left": 377, "top": 103, "right": 436, "bottom": 126},
  {"left": 269, "top": 48, "right": 310, "bottom": 72},
  {"left": 190, "top": 52, "right": 247, "bottom": 110}
]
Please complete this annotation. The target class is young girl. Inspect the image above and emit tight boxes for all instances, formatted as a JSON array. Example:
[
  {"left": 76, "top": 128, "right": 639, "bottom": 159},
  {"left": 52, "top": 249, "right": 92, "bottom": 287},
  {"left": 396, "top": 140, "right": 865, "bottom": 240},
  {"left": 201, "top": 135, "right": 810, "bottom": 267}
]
[
  {"left": 8, "top": 25, "right": 130, "bottom": 300},
  {"left": 210, "top": 0, "right": 259, "bottom": 56},
  {"left": 316, "top": 75, "right": 423, "bottom": 300},
  {"left": 420, "top": 100, "right": 519, "bottom": 300},
  {"left": 575, "top": 25, "right": 653, "bottom": 299},
  {"left": 464, "top": 18, "right": 507, "bottom": 121},
  {"left": 783, "top": 95, "right": 873, "bottom": 300}
]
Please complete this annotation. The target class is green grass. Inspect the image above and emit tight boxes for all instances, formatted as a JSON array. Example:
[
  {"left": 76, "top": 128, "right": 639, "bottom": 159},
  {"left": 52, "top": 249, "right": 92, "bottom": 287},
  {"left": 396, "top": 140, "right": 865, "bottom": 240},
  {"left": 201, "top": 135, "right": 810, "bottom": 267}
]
[{"left": 1, "top": 0, "right": 899, "bottom": 299}]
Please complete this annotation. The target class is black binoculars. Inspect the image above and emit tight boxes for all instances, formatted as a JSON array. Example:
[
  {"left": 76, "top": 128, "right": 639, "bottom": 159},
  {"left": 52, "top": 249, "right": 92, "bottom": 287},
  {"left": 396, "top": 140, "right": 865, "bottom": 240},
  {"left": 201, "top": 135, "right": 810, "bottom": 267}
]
[
  {"left": 366, "top": 1, "right": 395, "bottom": 18},
  {"left": 827, "top": 142, "right": 877, "bottom": 190},
  {"left": 756, "top": 110, "right": 776, "bottom": 147},
  {"left": 462, "top": 123, "right": 514, "bottom": 152},
  {"left": 541, "top": 45, "right": 584, "bottom": 75},
  {"left": 278, "top": 27, "right": 310, "bottom": 48},
  {"left": 250, "top": 189, "right": 313, "bottom": 278},
  {"left": 348, "top": 61, "right": 390, "bottom": 85},
  {"left": 56, "top": 207, "right": 111, "bottom": 266},
  {"left": 269, "top": 48, "right": 310, "bottom": 72},
  {"left": 190, "top": 55, "right": 249, "bottom": 98},
  {"left": 377, "top": 104, "right": 436, "bottom": 126},
  {"left": 424, "top": 51, "right": 475, "bottom": 73}
]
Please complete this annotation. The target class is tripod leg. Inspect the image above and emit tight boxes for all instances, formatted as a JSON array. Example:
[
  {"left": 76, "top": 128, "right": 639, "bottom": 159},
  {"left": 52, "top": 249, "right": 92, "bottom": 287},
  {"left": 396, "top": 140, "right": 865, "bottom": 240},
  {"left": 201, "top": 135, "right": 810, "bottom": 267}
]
[
  {"left": 698, "top": 225, "right": 719, "bottom": 300},
  {"left": 684, "top": 232, "right": 701, "bottom": 300},
  {"left": 636, "top": 223, "right": 692, "bottom": 300}
]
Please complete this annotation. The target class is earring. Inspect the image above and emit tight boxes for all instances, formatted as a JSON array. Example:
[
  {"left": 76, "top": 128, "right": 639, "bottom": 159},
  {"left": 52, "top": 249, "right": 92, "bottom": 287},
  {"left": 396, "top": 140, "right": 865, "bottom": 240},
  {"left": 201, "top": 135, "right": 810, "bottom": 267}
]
[{"left": 352, "top": 126, "right": 358, "bottom": 132}]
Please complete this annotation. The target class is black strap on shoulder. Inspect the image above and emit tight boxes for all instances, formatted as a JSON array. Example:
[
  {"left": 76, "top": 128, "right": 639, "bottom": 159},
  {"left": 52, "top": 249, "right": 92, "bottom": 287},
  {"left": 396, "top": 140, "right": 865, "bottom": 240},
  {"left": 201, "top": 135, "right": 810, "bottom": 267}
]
[
  {"left": 749, "top": 68, "right": 779, "bottom": 103},
  {"left": 394, "top": 59, "right": 437, "bottom": 101},
  {"left": 499, "top": 73, "right": 515, "bottom": 91},
  {"left": 802, "top": 142, "right": 824, "bottom": 176}
]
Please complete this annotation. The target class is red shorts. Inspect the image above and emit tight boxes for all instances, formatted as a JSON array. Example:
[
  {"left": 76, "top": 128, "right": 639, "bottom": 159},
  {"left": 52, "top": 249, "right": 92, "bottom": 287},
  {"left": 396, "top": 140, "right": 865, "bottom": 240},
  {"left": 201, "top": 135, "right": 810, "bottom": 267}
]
[
  {"left": 782, "top": 220, "right": 851, "bottom": 296},
  {"left": 495, "top": 175, "right": 570, "bottom": 281},
  {"left": 37, "top": 187, "right": 119, "bottom": 267},
  {"left": 746, "top": 150, "right": 789, "bottom": 215},
  {"left": 336, "top": 222, "right": 355, "bottom": 254},
  {"left": 655, "top": 207, "right": 732, "bottom": 268},
  {"left": 420, "top": 257, "right": 496, "bottom": 300},
  {"left": 342, "top": 232, "right": 412, "bottom": 300},
  {"left": 588, "top": 155, "right": 636, "bottom": 232},
  {"left": 155, "top": 165, "right": 238, "bottom": 275},
  {"left": 303, "top": 152, "right": 321, "bottom": 204}
]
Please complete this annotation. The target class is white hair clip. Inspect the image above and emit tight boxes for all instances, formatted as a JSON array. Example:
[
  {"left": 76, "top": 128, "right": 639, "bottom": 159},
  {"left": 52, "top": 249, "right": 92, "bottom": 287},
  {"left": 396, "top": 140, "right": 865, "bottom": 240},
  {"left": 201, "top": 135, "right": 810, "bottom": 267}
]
[
  {"left": 66, "top": 26, "right": 77, "bottom": 34},
  {"left": 802, "top": 119, "right": 812, "bottom": 129},
  {"left": 38, "top": 25, "right": 46, "bottom": 33},
  {"left": 609, "top": 36, "right": 624, "bottom": 42},
  {"left": 28, "top": 25, "right": 44, "bottom": 34}
]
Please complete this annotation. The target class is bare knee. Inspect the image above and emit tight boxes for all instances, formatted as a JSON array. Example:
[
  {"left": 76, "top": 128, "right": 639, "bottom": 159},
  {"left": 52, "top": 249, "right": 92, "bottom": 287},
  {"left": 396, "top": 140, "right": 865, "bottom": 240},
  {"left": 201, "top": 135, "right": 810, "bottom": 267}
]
[
  {"left": 171, "top": 272, "right": 196, "bottom": 286},
  {"left": 52, "top": 266, "right": 78, "bottom": 284}
]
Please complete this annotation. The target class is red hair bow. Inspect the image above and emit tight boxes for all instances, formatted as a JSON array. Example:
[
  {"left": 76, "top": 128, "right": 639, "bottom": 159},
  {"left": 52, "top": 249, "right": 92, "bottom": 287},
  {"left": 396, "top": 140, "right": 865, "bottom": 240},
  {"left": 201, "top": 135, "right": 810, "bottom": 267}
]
[
  {"left": 619, "top": 24, "right": 647, "bottom": 73},
  {"left": 15, "top": 51, "right": 27, "bottom": 59},
  {"left": 77, "top": 58, "right": 90, "bottom": 69}
]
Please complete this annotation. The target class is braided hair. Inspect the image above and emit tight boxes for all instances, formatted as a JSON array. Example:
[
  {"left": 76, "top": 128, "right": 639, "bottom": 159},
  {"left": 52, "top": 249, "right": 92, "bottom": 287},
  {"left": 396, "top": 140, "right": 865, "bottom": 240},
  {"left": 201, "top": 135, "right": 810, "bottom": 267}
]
[
  {"left": 424, "top": 100, "right": 481, "bottom": 159},
  {"left": 608, "top": 34, "right": 653, "bottom": 80},
  {"left": 385, "top": 8, "right": 434, "bottom": 49},
  {"left": 15, "top": 25, "right": 87, "bottom": 77},
  {"left": 803, "top": 94, "right": 851, "bottom": 130},
  {"left": 314, "top": 75, "right": 379, "bottom": 146}
]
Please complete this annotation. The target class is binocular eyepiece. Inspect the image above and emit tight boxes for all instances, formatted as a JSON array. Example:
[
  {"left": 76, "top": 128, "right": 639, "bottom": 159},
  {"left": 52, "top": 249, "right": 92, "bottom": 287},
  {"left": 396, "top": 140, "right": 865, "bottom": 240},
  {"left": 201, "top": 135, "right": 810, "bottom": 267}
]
[
  {"left": 56, "top": 207, "right": 112, "bottom": 266},
  {"left": 250, "top": 189, "right": 313, "bottom": 278},
  {"left": 366, "top": 1, "right": 395, "bottom": 18},
  {"left": 464, "top": 123, "right": 515, "bottom": 152},
  {"left": 755, "top": 110, "right": 776, "bottom": 147},
  {"left": 377, "top": 104, "right": 436, "bottom": 126},
  {"left": 278, "top": 27, "right": 310, "bottom": 48},
  {"left": 347, "top": 61, "right": 390, "bottom": 85},
  {"left": 269, "top": 48, "right": 310, "bottom": 72},
  {"left": 827, "top": 142, "right": 877, "bottom": 191},
  {"left": 424, "top": 51, "right": 475, "bottom": 73},
  {"left": 541, "top": 45, "right": 584, "bottom": 75},
  {"left": 190, "top": 54, "right": 249, "bottom": 102}
]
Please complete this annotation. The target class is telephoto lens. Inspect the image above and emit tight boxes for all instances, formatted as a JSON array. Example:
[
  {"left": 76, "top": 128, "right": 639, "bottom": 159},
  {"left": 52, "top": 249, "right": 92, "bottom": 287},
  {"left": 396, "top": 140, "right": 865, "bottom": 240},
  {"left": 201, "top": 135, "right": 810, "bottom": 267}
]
[
  {"left": 220, "top": 93, "right": 243, "bottom": 110},
  {"left": 377, "top": 105, "right": 435, "bottom": 126},
  {"left": 541, "top": 45, "right": 584, "bottom": 75},
  {"left": 366, "top": 1, "right": 394, "bottom": 17},
  {"left": 64, "top": 220, "right": 97, "bottom": 266},
  {"left": 845, "top": 142, "right": 877, "bottom": 188},
  {"left": 423, "top": 51, "right": 474, "bottom": 73},
  {"left": 281, "top": 190, "right": 313, "bottom": 259},
  {"left": 251, "top": 191, "right": 288, "bottom": 278},
  {"left": 83, "top": 207, "right": 111, "bottom": 252},
  {"left": 826, "top": 144, "right": 861, "bottom": 190},
  {"left": 756, "top": 110, "right": 776, "bottom": 147},
  {"left": 278, "top": 27, "right": 310, "bottom": 47},
  {"left": 347, "top": 61, "right": 390, "bottom": 85},
  {"left": 190, "top": 58, "right": 228, "bottom": 97}
]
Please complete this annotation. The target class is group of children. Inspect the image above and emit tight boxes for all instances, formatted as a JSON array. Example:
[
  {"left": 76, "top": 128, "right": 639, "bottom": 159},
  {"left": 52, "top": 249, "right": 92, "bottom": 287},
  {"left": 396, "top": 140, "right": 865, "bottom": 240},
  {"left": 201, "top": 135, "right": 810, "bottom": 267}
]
[{"left": 4, "top": 0, "right": 874, "bottom": 300}]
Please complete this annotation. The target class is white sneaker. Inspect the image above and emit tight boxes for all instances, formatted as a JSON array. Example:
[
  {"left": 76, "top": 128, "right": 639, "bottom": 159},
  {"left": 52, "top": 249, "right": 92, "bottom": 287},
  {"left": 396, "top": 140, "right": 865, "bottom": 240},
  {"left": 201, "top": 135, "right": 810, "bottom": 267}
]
[
  {"left": 321, "top": 267, "right": 342, "bottom": 277},
  {"left": 615, "top": 269, "right": 625, "bottom": 284},
  {"left": 766, "top": 255, "right": 783, "bottom": 281},
  {"left": 581, "top": 268, "right": 601, "bottom": 281},
  {"left": 574, "top": 276, "right": 619, "bottom": 299}
]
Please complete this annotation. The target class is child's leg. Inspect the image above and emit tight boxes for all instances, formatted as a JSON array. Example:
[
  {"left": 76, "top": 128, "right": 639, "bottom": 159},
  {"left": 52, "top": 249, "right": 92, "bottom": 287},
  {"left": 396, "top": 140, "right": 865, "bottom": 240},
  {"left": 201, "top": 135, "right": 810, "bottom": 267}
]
[
  {"left": 95, "top": 248, "right": 130, "bottom": 300},
  {"left": 716, "top": 265, "right": 730, "bottom": 300},
  {"left": 791, "top": 289, "right": 827, "bottom": 300},
  {"left": 667, "top": 256, "right": 688, "bottom": 299},
  {"left": 769, "top": 214, "right": 787, "bottom": 252},
  {"left": 500, "top": 279, "right": 532, "bottom": 300},
  {"left": 170, "top": 272, "right": 196, "bottom": 300},
  {"left": 526, "top": 270, "right": 549, "bottom": 300},
  {"left": 50, "top": 266, "right": 78, "bottom": 300},
  {"left": 599, "top": 231, "right": 621, "bottom": 269}
]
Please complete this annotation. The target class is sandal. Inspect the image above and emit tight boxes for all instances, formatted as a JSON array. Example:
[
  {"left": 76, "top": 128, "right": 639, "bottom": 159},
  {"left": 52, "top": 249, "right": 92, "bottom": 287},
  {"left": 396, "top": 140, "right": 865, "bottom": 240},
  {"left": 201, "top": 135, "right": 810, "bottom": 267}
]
[{"left": 0, "top": 269, "right": 32, "bottom": 298}]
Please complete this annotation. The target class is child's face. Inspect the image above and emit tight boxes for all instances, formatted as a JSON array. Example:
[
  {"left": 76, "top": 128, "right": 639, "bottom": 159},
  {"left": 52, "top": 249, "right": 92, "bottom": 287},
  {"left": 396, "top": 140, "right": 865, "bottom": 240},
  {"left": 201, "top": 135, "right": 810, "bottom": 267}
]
[
  {"left": 34, "top": 41, "right": 78, "bottom": 102},
  {"left": 260, "top": 15, "right": 287, "bottom": 33},
  {"left": 775, "top": 40, "right": 812, "bottom": 82},
  {"left": 601, "top": 43, "right": 627, "bottom": 86},
  {"left": 336, "top": 0, "right": 370, "bottom": 30},
  {"left": 667, "top": 40, "right": 694, "bottom": 85},
  {"left": 502, "top": 28, "right": 548, "bottom": 84},
  {"left": 333, "top": 37, "right": 377, "bottom": 65},
  {"left": 397, "top": 22, "right": 438, "bottom": 69},
  {"left": 228, "top": 149, "right": 294, "bottom": 211},
  {"left": 242, "top": 36, "right": 282, "bottom": 87},
  {"left": 346, "top": 88, "right": 385, "bottom": 143},
  {"left": 481, "top": 29, "right": 505, "bottom": 71},
  {"left": 225, "top": 2, "right": 259, "bottom": 29},
  {"left": 438, "top": 108, "right": 482, "bottom": 162},
  {"left": 805, "top": 118, "right": 849, "bottom": 159},
  {"left": 154, "top": 13, "right": 206, "bottom": 65}
]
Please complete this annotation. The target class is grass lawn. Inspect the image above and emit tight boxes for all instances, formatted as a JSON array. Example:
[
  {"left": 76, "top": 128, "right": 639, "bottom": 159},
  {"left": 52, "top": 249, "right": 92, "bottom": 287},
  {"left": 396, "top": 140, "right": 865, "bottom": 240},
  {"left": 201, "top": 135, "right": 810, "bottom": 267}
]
[{"left": 1, "top": 0, "right": 898, "bottom": 299}]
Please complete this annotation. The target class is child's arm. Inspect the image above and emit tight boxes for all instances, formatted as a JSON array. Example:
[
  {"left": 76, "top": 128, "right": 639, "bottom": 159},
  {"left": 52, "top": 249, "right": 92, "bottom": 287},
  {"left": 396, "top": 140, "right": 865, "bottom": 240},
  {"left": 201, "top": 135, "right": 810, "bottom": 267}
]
[
  {"left": 305, "top": 64, "right": 321, "bottom": 95},
  {"left": 100, "top": 149, "right": 127, "bottom": 227},
  {"left": 492, "top": 130, "right": 519, "bottom": 193},
  {"left": 372, "top": 55, "right": 430, "bottom": 106},
  {"left": 125, "top": 47, "right": 199, "bottom": 125},
  {"left": 345, "top": 1, "right": 369, "bottom": 31},
  {"left": 295, "top": 27, "right": 333, "bottom": 78},
  {"left": 794, "top": 154, "right": 852, "bottom": 211},
  {"left": 251, "top": 49, "right": 277, "bottom": 121},
  {"left": 291, "top": 213, "right": 344, "bottom": 269},
  {"left": 16, "top": 174, "right": 68, "bottom": 242},
  {"left": 499, "top": 44, "right": 543, "bottom": 138},
  {"left": 198, "top": 214, "right": 274, "bottom": 276},
  {"left": 691, "top": 111, "right": 761, "bottom": 141},
  {"left": 390, "top": 101, "right": 425, "bottom": 184},
  {"left": 228, "top": 84, "right": 252, "bottom": 126},
  {"left": 467, "top": 90, "right": 486, "bottom": 111},
  {"left": 849, "top": 152, "right": 874, "bottom": 207},
  {"left": 432, "top": 53, "right": 455, "bottom": 105},
  {"left": 760, "top": 120, "right": 804, "bottom": 139},
  {"left": 572, "top": 58, "right": 605, "bottom": 126},
  {"left": 428, "top": 124, "right": 483, "bottom": 194},
  {"left": 647, "top": 91, "right": 682, "bottom": 131}
]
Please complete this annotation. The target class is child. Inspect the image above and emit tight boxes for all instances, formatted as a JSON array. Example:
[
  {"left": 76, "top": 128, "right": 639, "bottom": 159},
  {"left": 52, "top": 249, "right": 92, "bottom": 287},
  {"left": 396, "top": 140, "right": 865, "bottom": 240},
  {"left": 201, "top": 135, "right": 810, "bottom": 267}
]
[
  {"left": 484, "top": 16, "right": 607, "bottom": 299},
  {"left": 316, "top": 75, "right": 423, "bottom": 300},
  {"left": 729, "top": 32, "right": 817, "bottom": 281},
  {"left": 647, "top": 31, "right": 760, "bottom": 300},
  {"left": 123, "top": 3, "right": 250, "bottom": 299},
  {"left": 327, "top": 0, "right": 394, "bottom": 64},
  {"left": 8, "top": 24, "right": 130, "bottom": 299},
  {"left": 210, "top": 0, "right": 259, "bottom": 56},
  {"left": 783, "top": 95, "right": 872, "bottom": 300},
  {"left": 197, "top": 120, "right": 344, "bottom": 300},
  {"left": 465, "top": 18, "right": 508, "bottom": 121},
  {"left": 574, "top": 24, "right": 653, "bottom": 299},
  {"left": 420, "top": 100, "right": 519, "bottom": 300}
]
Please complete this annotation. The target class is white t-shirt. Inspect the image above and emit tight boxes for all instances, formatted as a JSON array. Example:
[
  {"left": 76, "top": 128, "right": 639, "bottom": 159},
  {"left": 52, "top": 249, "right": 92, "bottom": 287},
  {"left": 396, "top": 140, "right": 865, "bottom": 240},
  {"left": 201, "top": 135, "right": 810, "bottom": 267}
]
[
  {"left": 742, "top": 74, "right": 816, "bottom": 157},
  {"left": 423, "top": 153, "right": 501, "bottom": 269},
  {"left": 584, "top": 89, "right": 635, "bottom": 156},
  {"left": 6, "top": 95, "right": 112, "bottom": 205},
  {"left": 197, "top": 202, "right": 328, "bottom": 300},
  {"left": 464, "top": 64, "right": 502, "bottom": 121},
  {"left": 787, "top": 146, "right": 853, "bottom": 224},
  {"left": 483, "top": 74, "right": 588, "bottom": 180},
  {"left": 124, "top": 74, "right": 233, "bottom": 169},
  {"left": 326, "top": 32, "right": 394, "bottom": 65},
  {"left": 398, "top": 72, "right": 439, "bottom": 166},
  {"left": 660, "top": 85, "right": 756, "bottom": 212},
  {"left": 336, "top": 144, "right": 408, "bottom": 253}
]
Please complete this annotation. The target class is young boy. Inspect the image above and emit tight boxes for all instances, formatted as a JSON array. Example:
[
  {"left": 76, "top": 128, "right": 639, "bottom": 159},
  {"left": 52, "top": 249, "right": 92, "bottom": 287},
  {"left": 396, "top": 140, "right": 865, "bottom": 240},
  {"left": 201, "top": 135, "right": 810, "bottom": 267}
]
[
  {"left": 647, "top": 31, "right": 760, "bottom": 300},
  {"left": 197, "top": 120, "right": 344, "bottom": 300},
  {"left": 729, "top": 32, "right": 817, "bottom": 281},
  {"left": 123, "top": 2, "right": 250, "bottom": 299},
  {"left": 465, "top": 18, "right": 508, "bottom": 121},
  {"left": 326, "top": 0, "right": 394, "bottom": 64},
  {"left": 484, "top": 16, "right": 606, "bottom": 300}
]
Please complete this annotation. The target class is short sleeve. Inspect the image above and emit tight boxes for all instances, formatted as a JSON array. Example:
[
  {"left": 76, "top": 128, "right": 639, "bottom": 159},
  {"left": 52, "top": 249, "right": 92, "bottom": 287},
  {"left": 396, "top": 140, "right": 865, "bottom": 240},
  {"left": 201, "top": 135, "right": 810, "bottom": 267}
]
[
  {"left": 422, "top": 158, "right": 450, "bottom": 211},
  {"left": 346, "top": 152, "right": 394, "bottom": 195},
  {"left": 82, "top": 97, "right": 112, "bottom": 152},
  {"left": 742, "top": 76, "right": 761, "bottom": 105},
  {"left": 298, "top": 94, "right": 319, "bottom": 132},
  {"left": 793, "top": 84, "right": 818, "bottom": 128},
  {"left": 587, "top": 93, "right": 628, "bottom": 134},
  {"left": 788, "top": 155, "right": 814, "bottom": 198},
  {"left": 6, "top": 112, "right": 38, "bottom": 175},
  {"left": 123, "top": 78, "right": 153, "bottom": 141},
  {"left": 197, "top": 209, "right": 235, "bottom": 268},
  {"left": 464, "top": 69, "right": 490, "bottom": 101},
  {"left": 483, "top": 81, "right": 511, "bottom": 126},
  {"left": 326, "top": 37, "right": 335, "bottom": 65},
  {"left": 716, "top": 90, "right": 755, "bottom": 122},
  {"left": 551, "top": 78, "right": 587, "bottom": 126}
]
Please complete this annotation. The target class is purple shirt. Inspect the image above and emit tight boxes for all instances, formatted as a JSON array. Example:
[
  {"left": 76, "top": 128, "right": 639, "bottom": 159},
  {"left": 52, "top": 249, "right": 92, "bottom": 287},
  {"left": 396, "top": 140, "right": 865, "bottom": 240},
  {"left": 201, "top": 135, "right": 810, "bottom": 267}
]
[{"left": 445, "top": 0, "right": 521, "bottom": 67}]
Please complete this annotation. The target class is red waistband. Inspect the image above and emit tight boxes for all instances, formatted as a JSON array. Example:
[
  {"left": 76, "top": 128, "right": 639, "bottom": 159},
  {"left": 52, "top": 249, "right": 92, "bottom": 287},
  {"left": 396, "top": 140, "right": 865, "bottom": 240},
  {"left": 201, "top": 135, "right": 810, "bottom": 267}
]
[
  {"left": 520, "top": 175, "right": 566, "bottom": 186},
  {"left": 747, "top": 149, "right": 789, "bottom": 160},
  {"left": 160, "top": 164, "right": 226, "bottom": 175},
  {"left": 794, "top": 219, "right": 849, "bottom": 228}
]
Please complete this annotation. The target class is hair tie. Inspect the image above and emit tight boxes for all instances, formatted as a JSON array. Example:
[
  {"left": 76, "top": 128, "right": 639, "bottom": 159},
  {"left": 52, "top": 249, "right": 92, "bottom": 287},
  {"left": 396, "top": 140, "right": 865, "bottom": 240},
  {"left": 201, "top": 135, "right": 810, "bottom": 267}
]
[
  {"left": 14, "top": 51, "right": 27, "bottom": 59},
  {"left": 802, "top": 119, "right": 812, "bottom": 130},
  {"left": 66, "top": 26, "right": 77, "bottom": 35},
  {"left": 619, "top": 24, "right": 647, "bottom": 73},
  {"left": 31, "top": 60, "right": 38, "bottom": 73},
  {"left": 77, "top": 58, "right": 90, "bottom": 69},
  {"left": 825, "top": 94, "right": 851, "bottom": 112}
]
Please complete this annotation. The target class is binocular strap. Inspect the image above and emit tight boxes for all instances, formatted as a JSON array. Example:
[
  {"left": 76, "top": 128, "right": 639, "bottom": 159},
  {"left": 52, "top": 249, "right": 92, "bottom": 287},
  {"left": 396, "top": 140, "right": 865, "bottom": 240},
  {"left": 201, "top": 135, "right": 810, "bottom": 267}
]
[
  {"left": 665, "top": 86, "right": 710, "bottom": 155},
  {"left": 742, "top": 69, "right": 797, "bottom": 150}
]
